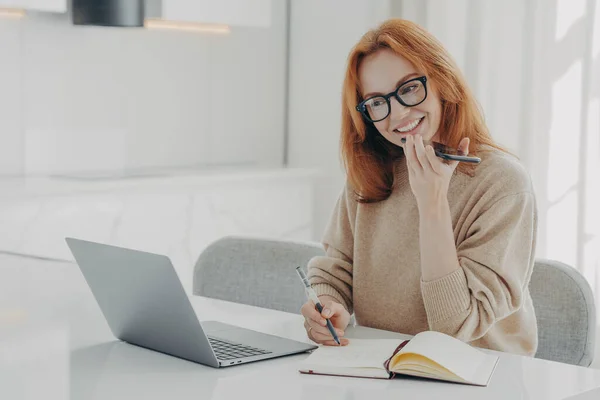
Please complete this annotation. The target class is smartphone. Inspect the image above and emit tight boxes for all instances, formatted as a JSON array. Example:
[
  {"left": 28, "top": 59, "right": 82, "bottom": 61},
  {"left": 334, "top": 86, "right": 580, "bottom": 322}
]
[{"left": 401, "top": 138, "right": 481, "bottom": 164}]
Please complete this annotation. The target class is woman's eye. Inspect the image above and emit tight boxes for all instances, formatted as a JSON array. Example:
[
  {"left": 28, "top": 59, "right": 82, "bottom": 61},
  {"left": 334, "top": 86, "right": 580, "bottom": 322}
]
[{"left": 401, "top": 85, "right": 418, "bottom": 95}]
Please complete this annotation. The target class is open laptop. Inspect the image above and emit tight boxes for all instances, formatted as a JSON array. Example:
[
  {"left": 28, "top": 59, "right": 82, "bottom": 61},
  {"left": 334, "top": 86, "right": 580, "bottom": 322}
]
[{"left": 65, "top": 237, "right": 317, "bottom": 368}]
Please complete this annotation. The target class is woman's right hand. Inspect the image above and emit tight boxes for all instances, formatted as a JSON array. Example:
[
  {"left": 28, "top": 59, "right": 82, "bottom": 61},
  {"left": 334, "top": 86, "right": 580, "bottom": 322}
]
[{"left": 301, "top": 298, "right": 351, "bottom": 346}]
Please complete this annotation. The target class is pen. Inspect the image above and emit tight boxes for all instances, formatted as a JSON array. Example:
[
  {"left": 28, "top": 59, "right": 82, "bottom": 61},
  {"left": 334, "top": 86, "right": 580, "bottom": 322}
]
[{"left": 295, "top": 266, "right": 341, "bottom": 345}]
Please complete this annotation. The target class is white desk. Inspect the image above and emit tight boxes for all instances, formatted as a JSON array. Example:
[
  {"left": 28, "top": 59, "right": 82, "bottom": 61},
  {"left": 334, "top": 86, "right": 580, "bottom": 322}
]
[{"left": 1, "top": 255, "right": 600, "bottom": 400}]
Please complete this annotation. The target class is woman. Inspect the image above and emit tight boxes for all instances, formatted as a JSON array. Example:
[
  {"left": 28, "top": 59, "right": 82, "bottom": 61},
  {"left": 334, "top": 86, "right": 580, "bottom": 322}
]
[{"left": 301, "top": 19, "right": 538, "bottom": 356}]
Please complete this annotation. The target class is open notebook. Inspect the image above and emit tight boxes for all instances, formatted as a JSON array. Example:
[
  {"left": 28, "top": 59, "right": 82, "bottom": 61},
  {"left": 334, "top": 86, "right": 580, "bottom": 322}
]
[{"left": 299, "top": 331, "right": 499, "bottom": 386}]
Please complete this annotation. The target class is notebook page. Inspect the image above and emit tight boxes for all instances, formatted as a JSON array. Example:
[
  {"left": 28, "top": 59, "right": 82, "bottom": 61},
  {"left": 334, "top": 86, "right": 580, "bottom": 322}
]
[
  {"left": 468, "top": 351, "right": 499, "bottom": 386},
  {"left": 300, "top": 339, "right": 401, "bottom": 369},
  {"left": 395, "top": 331, "right": 496, "bottom": 383}
]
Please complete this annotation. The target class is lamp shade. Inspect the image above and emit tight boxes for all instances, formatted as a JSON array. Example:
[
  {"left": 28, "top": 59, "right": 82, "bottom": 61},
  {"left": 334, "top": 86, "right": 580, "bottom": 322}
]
[{"left": 72, "top": 0, "right": 144, "bottom": 27}]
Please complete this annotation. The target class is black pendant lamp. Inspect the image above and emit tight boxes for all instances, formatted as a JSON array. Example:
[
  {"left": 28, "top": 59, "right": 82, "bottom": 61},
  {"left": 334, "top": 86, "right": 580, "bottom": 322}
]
[{"left": 72, "top": 0, "right": 145, "bottom": 27}]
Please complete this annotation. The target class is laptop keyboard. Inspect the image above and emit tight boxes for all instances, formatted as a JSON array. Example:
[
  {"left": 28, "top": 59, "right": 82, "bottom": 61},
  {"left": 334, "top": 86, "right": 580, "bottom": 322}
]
[{"left": 208, "top": 337, "right": 272, "bottom": 360}]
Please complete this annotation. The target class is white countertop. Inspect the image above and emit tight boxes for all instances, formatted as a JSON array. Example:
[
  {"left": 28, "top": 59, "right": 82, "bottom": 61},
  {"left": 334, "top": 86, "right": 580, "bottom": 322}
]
[
  {"left": 0, "top": 167, "right": 318, "bottom": 292},
  {"left": 0, "top": 166, "right": 318, "bottom": 198}
]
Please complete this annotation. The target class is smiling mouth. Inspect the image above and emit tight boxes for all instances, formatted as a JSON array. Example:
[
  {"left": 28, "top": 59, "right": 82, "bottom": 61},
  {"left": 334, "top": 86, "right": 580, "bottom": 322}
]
[{"left": 393, "top": 117, "right": 425, "bottom": 134}]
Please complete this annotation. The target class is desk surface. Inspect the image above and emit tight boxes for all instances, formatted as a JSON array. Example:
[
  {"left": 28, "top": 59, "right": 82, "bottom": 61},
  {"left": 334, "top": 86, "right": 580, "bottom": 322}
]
[{"left": 1, "top": 255, "right": 600, "bottom": 400}]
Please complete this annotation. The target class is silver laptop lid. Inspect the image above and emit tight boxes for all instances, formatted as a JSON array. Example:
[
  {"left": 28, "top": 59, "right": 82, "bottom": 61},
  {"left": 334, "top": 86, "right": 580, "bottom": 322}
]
[{"left": 65, "top": 237, "right": 219, "bottom": 367}]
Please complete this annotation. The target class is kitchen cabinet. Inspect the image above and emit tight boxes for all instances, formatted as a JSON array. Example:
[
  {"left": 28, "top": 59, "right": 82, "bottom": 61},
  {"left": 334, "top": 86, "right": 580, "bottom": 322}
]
[
  {"left": 158, "top": 0, "right": 271, "bottom": 28},
  {"left": 0, "top": 0, "right": 66, "bottom": 12}
]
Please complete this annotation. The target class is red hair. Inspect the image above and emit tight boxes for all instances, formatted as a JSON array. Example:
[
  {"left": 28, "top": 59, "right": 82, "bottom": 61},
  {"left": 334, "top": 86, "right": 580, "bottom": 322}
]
[{"left": 341, "top": 19, "right": 505, "bottom": 203}]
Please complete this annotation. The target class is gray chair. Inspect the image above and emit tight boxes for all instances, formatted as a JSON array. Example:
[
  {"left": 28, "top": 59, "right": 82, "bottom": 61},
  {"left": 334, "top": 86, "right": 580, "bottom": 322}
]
[
  {"left": 194, "top": 237, "right": 597, "bottom": 366},
  {"left": 193, "top": 236, "right": 325, "bottom": 314},
  {"left": 529, "top": 259, "right": 596, "bottom": 366}
]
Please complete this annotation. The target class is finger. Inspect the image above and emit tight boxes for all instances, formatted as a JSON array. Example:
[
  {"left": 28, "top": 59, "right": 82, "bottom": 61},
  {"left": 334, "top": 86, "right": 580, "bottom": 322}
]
[
  {"left": 320, "top": 338, "right": 350, "bottom": 346},
  {"left": 448, "top": 138, "right": 470, "bottom": 171},
  {"left": 404, "top": 135, "right": 422, "bottom": 174},
  {"left": 310, "top": 328, "right": 344, "bottom": 342},
  {"left": 307, "top": 328, "right": 343, "bottom": 346},
  {"left": 309, "top": 317, "right": 345, "bottom": 336},
  {"left": 306, "top": 316, "right": 343, "bottom": 336},
  {"left": 301, "top": 302, "right": 326, "bottom": 325},
  {"left": 305, "top": 319, "right": 332, "bottom": 340},
  {"left": 311, "top": 326, "right": 346, "bottom": 342},
  {"left": 414, "top": 135, "right": 434, "bottom": 173},
  {"left": 305, "top": 311, "right": 346, "bottom": 337},
  {"left": 301, "top": 302, "right": 327, "bottom": 326},
  {"left": 321, "top": 301, "right": 344, "bottom": 319},
  {"left": 458, "top": 137, "right": 470, "bottom": 155},
  {"left": 425, "top": 145, "right": 442, "bottom": 175}
]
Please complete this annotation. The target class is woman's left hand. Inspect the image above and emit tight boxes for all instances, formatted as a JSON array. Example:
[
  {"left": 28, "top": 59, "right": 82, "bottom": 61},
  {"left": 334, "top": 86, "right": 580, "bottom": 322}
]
[{"left": 403, "top": 134, "right": 470, "bottom": 209}]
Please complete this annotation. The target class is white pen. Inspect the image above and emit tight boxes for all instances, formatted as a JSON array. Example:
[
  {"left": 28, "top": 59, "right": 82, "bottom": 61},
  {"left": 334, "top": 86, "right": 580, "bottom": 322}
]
[{"left": 295, "top": 266, "right": 341, "bottom": 345}]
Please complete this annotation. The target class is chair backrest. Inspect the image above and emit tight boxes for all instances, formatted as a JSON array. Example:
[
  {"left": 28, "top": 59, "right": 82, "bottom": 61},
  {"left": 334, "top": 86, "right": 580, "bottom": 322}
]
[
  {"left": 193, "top": 236, "right": 325, "bottom": 314},
  {"left": 529, "top": 259, "right": 596, "bottom": 366},
  {"left": 194, "top": 240, "right": 597, "bottom": 365}
]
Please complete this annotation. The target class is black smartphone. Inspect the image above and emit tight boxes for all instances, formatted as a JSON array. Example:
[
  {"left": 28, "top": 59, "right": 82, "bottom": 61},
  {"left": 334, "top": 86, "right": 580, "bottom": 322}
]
[{"left": 401, "top": 138, "right": 481, "bottom": 164}]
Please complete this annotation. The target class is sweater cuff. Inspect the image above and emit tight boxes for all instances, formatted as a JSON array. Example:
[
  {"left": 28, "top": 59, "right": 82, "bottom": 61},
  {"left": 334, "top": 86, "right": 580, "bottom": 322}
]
[
  {"left": 311, "top": 283, "right": 351, "bottom": 313},
  {"left": 421, "top": 268, "right": 470, "bottom": 323}
]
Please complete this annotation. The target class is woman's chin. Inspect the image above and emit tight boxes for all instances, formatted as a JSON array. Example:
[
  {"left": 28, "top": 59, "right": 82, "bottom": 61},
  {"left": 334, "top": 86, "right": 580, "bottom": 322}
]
[
  {"left": 394, "top": 133, "right": 434, "bottom": 148},
  {"left": 382, "top": 129, "right": 434, "bottom": 148},
  {"left": 387, "top": 136, "right": 406, "bottom": 148}
]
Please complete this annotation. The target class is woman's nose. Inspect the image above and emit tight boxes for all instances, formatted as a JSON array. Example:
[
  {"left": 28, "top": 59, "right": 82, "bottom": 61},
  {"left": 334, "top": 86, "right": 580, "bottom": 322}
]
[{"left": 389, "top": 97, "right": 409, "bottom": 119}]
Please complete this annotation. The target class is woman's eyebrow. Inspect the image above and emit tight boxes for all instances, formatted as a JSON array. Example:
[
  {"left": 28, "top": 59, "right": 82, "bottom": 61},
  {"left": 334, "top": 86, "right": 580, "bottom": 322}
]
[{"left": 363, "top": 72, "right": 420, "bottom": 99}]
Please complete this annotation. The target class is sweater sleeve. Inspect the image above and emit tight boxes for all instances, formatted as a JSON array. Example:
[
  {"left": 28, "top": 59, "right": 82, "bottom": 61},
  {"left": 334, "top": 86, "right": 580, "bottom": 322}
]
[
  {"left": 420, "top": 191, "right": 538, "bottom": 342},
  {"left": 307, "top": 185, "right": 356, "bottom": 314}
]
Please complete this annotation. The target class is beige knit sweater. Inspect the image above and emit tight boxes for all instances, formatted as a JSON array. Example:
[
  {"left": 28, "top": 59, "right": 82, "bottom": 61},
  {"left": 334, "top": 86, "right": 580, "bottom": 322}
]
[{"left": 308, "top": 149, "right": 538, "bottom": 356}]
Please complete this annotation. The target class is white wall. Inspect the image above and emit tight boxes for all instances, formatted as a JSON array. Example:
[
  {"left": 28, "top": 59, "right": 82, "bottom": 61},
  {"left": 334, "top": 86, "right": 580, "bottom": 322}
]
[
  {"left": 0, "top": 1, "right": 287, "bottom": 176},
  {"left": 0, "top": 17, "right": 23, "bottom": 175},
  {"left": 287, "top": 0, "right": 391, "bottom": 239}
]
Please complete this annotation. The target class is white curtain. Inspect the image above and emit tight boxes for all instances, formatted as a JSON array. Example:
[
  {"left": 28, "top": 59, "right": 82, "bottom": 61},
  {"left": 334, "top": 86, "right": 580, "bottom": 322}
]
[{"left": 396, "top": 0, "right": 600, "bottom": 312}]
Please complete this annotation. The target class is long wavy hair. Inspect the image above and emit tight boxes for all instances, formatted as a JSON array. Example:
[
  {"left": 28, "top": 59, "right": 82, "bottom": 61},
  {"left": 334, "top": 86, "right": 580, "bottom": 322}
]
[{"left": 341, "top": 19, "right": 504, "bottom": 203}]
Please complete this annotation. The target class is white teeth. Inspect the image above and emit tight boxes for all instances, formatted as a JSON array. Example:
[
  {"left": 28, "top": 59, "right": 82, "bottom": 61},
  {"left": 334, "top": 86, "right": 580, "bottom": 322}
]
[{"left": 395, "top": 117, "right": 423, "bottom": 133}]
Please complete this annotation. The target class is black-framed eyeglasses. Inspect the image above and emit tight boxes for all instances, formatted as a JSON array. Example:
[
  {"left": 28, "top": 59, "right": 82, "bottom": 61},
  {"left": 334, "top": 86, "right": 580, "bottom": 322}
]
[{"left": 355, "top": 76, "right": 428, "bottom": 123}]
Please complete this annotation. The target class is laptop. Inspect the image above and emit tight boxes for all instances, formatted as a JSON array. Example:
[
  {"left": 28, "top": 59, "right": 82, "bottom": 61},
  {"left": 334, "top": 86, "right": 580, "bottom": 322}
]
[{"left": 65, "top": 237, "right": 317, "bottom": 368}]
